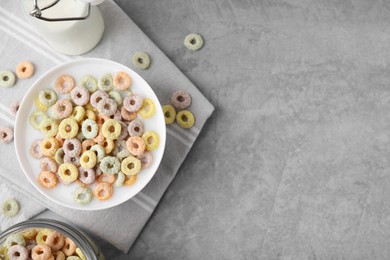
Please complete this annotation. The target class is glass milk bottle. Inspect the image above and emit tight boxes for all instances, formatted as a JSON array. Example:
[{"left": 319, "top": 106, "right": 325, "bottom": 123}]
[{"left": 22, "top": 0, "right": 105, "bottom": 55}]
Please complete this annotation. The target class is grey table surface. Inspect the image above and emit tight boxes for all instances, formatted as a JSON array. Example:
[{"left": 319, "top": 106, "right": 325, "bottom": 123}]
[{"left": 71, "top": 0, "right": 390, "bottom": 259}]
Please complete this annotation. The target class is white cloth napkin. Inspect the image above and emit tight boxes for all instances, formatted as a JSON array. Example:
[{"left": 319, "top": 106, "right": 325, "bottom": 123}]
[{"left": 0, "top": 0, "right": 214, "bottom": 253}]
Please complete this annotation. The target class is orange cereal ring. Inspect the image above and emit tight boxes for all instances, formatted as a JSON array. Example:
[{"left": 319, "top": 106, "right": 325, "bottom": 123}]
[
  {"left": 123, "top": 174, "right": 137, "bottom": 186},
  {"left": 98, "top": 139, "right": 114, "bottom": 154},
  {"left": 93, "top": 182, "right": 114, "bottom": 200},
  {"left": 45, "top": 231, "right": 64, "bottom": 252},
  {"left": 38, "top": 171, "right": 58, "bottom": 189},
  {"left": 55, "top": 133, "right": 64, "bottom": 146},
  {"left": 55, "top": 74, "right": 75, "bottom": 94},
  {"left": 120, "top": 106, "right": 137, "bottom": 121},
  {"left": 16, "top": 61, "right": 34, "bottom": 79},
  {"left": 40, "top": 138, "right": 59, "bottom": 157},
  {"left": 97, "top": 173, "right": 116, "bottom": 184},
  {"left": 113, "top": 71, "right": 132, "bottom": 90},
  {"left": 31, "top": 244, "right": 52, "bottom": 260},
  {"left": 126, "top": 136, "right": 145, "bottom": 156},
  {"left": 96, "top": 114, "right": 109, "bottom": 125},
  {"left": 61, "top": 237, "right": 76, "bottom": 256},
  {"left": 93, "top": 127, "right": 105, "bottom": 143},
  {"left": 81, "top": 139, "right": 95, "bottom": 153}
]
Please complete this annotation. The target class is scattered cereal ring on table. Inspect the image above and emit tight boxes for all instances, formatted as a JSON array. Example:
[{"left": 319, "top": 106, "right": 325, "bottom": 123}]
[
  {"left": 38, "top": 89, "right": 57, "bottom": 107},
  {"left": 30, "top": 111, "right": 48, "bottom": 130},
  {"left": 132, "top": 51, "right": 151, "bottom": 70},
  {"left": 126, "top": 136, "right": 146, "bottom": 156},
  {"left": 93, "top": 182, "right": 114, "bottom": 201},
  {"left": 97, "top": 97, "right": 117, "bottom": 116},
  {"left": 80, "top": 150, "right": 97, "bottom": 169},
  {"left": 121, "top": 156, "right": 141, "bottom": 176},
  {"left": 138, "top": 98, "right": 155, "bottom": 118},
  {"left": 123, "top": 174, "right": 137, "bottom": 186},
  {"left": 80, "top": 75, "right": 98, "bottom": 93},
  {"left": 58, "top": 163, "right": 79, "bottom": 184},
  {"left": 2, "top": 198, "right": 19, "bottom": 217},
  {"left": 171, "top": 90, "right": 192, "bottom": 110},
  {"left": 0, "top": 127, "right": 13, "bottom": 144},
  {"left": 32, "top": 244, "right": 52, "bottom": 259},
  {"left": 7, "top": 244, "right": 28, "bottom": 259},
  {"left": 40, "top": 118, "right": 58, "bottom": 138},
  {"left": 73, "top": 187, "right": 93, "bottom": 205},
  {"left": 98, "top": 73, "right": 114, "bottom": 92},
  {"left": 9, "top": 99, "right": 20, "bottom": 116},
  {"left": 113, "top": 71, "right": 132, "bottom": 90},
  {"left": 162, "top": 104, "right": 176, "bottom": 125},
  {"left": 45, "top": 231, "right": 65, "bottom": 252},
  {"left": 40, "top": 138, "right": 59, "bottom": 157},
  {"left": 58, "top": 118, "right": 79, "bottom": 139},
  {"left": 184, "top": 33, "right": 204, "bottom": 51},
  {"left": 38, "top": 171, "right": 58, "bottom": 189},
  {"left": 101, "top": 119, "right": 121, "bottom": 140},
  {"left": 52, "top": 99, "right": 73, "bottom": 120},
  {"left": 99, "top": 156, "right": 120, "bottom": 174},
  {"left": 90, "top": 90, "right": 108, "bottom": 108},
  {"left": 15, "top": 61, "right": 34, "bottom": 79},
  {"left": 0, "top": 70, "right": 16, "bottom": 88},
  {"left": 176, "top": 110, "right": 195, "bottom": 129},
  {"left": 78, "top": 167, "right": 96, "bottom": 185},
  {"left": 55, "top": 74, "right": 75, "bottom": 94},
  {"left": 40, "top": 157, "right": 58, "bottom": 173},
  {"left": 4, "top": 234, "right": 25, "bottom": 248},
  {"left": 142, "top": 130, "right": 160, "bottom": 151},
  {"left": 62, "top": 237, "right": 76, "bottom": 256},
  {"left": 30, "top": 139, "right": 43, "bottom": 159},
  {"left": 127, "top": 119, "right": 144, "bottom": 137},
  {"left": 71, "top": 86, "right": 90, "bottom": 106}
]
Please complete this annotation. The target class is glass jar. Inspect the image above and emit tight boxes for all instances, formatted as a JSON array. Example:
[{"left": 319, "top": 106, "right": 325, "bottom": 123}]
[{"left": 0, "top": 219, "right": 105, "bottom": 259}]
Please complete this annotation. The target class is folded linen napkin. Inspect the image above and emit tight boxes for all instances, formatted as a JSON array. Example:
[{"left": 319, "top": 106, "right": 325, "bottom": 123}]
[{"left": 0, "top": 0, "right": 214, "bottom": 253}]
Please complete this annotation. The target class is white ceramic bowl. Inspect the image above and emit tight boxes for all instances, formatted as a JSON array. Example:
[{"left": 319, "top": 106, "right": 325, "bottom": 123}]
[{"left": 15, "top": 58, "right": 166, "bottom": 211}]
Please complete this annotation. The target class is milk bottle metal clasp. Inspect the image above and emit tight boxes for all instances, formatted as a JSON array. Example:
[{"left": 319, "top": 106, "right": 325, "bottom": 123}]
[{"left": 29, "top": 0, "right": 91, "bottom": 22}]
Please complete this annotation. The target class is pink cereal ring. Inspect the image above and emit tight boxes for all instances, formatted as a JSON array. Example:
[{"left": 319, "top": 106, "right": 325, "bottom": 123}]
[
  {"left": 109, "top": 110, "right": 122, "bottom": 121},
  {"left": 40, "top": 157, "right": 58, "bottom": 173},
  {"left": 0, "top": 127, "right": 13, "bottom": 144},
  {"left": 7, "top": 245, "right": 28, "bottom": 260},
  {"left": 123, "top": 94, "right": 143, "bottom": 113},
  {"left": 78, "top": 167, "right": 96, "bottom": 185},
  {"left": 138, "top": 152, "right": 153, "bottom": 169},
  {"left": 90, "top": 90, "right": 108, "bottom": 108},
  {"left": 120, "top": 106, "right": 137, "bottom": 121},
  {"left": 97, "top": 97, "right": 117, "bottom": 116},
  {"left": 52, "top": 99, "right": 73, "bottom": 119},
  {"left": 113, "top": 71, "right": 132, "bottom": 90},
  {"left": 55, "top": 74, "right": 75, "bottom": 94},
  {"left": 64, "top": 154, "right": 80, "bottom": 167},
  {"left": 30, "top": 139, "right": 43, "bottom": 158},
  {"left": 117, "top": 121, "right": 129, "bottom": 140},
  {"left": 70, "top": 86, "right": 90, "bottom": 106},
  {"left": 63, "top": 138, "right": 82, "bottom": 157},
  {"left": 31, "top": 244, "right": 52, "bottom": 260},
  {"left": 9, "top": 99, "right": 20, "bottom": 116}
]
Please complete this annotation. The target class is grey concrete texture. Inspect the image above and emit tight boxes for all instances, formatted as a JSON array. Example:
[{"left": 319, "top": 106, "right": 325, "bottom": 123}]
[{"left": 108, "top": 0, "right": 390, "bottom": 259}]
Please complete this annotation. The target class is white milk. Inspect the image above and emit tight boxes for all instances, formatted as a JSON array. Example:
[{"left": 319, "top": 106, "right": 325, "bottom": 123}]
[{"left": 22, "top": 0, "right": 104, "bottom": 55}]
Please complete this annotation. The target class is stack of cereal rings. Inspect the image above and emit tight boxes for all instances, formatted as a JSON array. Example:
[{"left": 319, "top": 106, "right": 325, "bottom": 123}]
[{"left": 29, "top": 71, "right": 160, "bottom": 205}]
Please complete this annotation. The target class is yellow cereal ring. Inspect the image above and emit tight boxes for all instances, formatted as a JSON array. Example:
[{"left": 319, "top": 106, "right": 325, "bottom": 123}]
[
  {"left": 138, "top": 98, "right": 155, "bottom": 118},
  {"left": 80, "top": 150, "right": 97, "bottom": 169},
  {"left": 22, "top": 229, "right": 38, "bottom": 240},
  {"left": 142, "top": 131, "right": 160, "bottom": 151},
  {"left": 58, "top": 118, "right": 79, "bottom": 139},
  {"left": 101, "top": 119, "right": 121, "bottom": 140},
  {"left": 71, "top": 106, "right": 86, "bottom": 123},
  {"left": 84, "top": 103, "right": 94, "bottom": 111},
  {"left": 35, "top": 97, "right": 48, "bottom": 111},
  {"left": 162, "top": 104, "right": 176, "bottom": 125},
  {"left": 123, "top": 174, "right": 137, "bottom": 186},
  {"left": 176, "top": 110, "right": 195, "bottom": 128},
  {"left": 58, "top": 163, "right": 79, "bottom": 184},
  {"left": 84, "top": 109, "right": 96, "bottom": 121},
  {"left": 30, "top": 111, "right": 49, "bottom": 130},
  {"left": 40, "top": 138, "right": 60, "bottom": 157},
  {"left": 98, "top": 139, "right": 115, "bottom": 154},
  {"left": 36, "top": 228, "right": 52, "bottom": 245},
  {"left": 40, "top": 118, "right": 59, "bottom": 138},
  {"left": 121, "top": 156, "right": 141, "bottom": 176},
  {"left": 76, "top": 248, "right": 86, "bottom": 260}
]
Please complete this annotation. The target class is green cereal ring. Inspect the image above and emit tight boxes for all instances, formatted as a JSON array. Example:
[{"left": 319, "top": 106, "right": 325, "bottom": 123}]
[
  {"left": 176, "top": 110, "right": 195, "bottom": 128},
  {"left": 58, "top": 118, "right": 79, "bottom": 139},
  {"left": 71, "top": 106, "right": 86, "bottom": 123},
  {"left": 114, "top": 172, "right": 125, "bottom": 186},
  {"left": 108, "top": 90, "right": 123, "bottom": 105},
  {"left": 132, "top": 51, "right": 151, "bottom": 70},
  {"left": 102, "top": 119, "right": 121, "bottom": 140},
  {"left": 142, "top": 130, "right": 160, "bottom": 151},
  {"left": 90, "top": 144, "right": 105, "bottom": 162},
  {"left": 54, "top": 147, "right": 65, "bottom": 164},
  {"left": 162, "top": 104, "right": 176, "bottom": 125},
  {"left": 4, "top": 233, "right": 25, "bottom": 248},
  {"left": 184, "top": 33, "right": 204, "bottom": 51},
  {"left": 2, "top": 198, "right": 19, "bottom": 217},
  {"left": 81, "top": 119, "right": 98, "bottom": 139},
  {"left": 98, "top": 73, "right": 114, "bottom": 92},
  {"left": 138, "top": 98, "right": 156, "bottom": 118},
  {"left": 0, "top": 70, "right": 16, "bottom": 88},
  {"left": 40, "top": 118, "right": 59, "bottom": 138},
  {"left": 80, "top": 150, "right": 97, "bottom": 169},
  {"left": 36, "top": 228, "right": 52, "bottom": 245},
  {"left": 100, "top": 156, "right": 120, "bottom": 174},
  {"left": 30, "top": 111, "right": 48, "bottom": 130},
  {"left": 58, "top": 163, "right": 79, "bottom": 184},
  {"left": 121, "top": 156, "right": 141, "bottom": 176},
  {"left": 38, "top": 89, "right": 58, "bottom": 107},
  {"left": 73, "top": 187, "right": 93, "bottom": 205},
  {"left": 80, "top": 75, "right": 98, "bottom": 93}
]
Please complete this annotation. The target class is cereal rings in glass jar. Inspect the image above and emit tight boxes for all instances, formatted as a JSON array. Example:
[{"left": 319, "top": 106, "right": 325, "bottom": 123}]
[
  {"left": 7, "top": 244, "right": 28, "bottom": 259},
  {"left": 45, "top": 231, "right": 65, "bottom": 252},
  {"left": 62, "top": 237, "right": 76, "bottom": 256}
]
